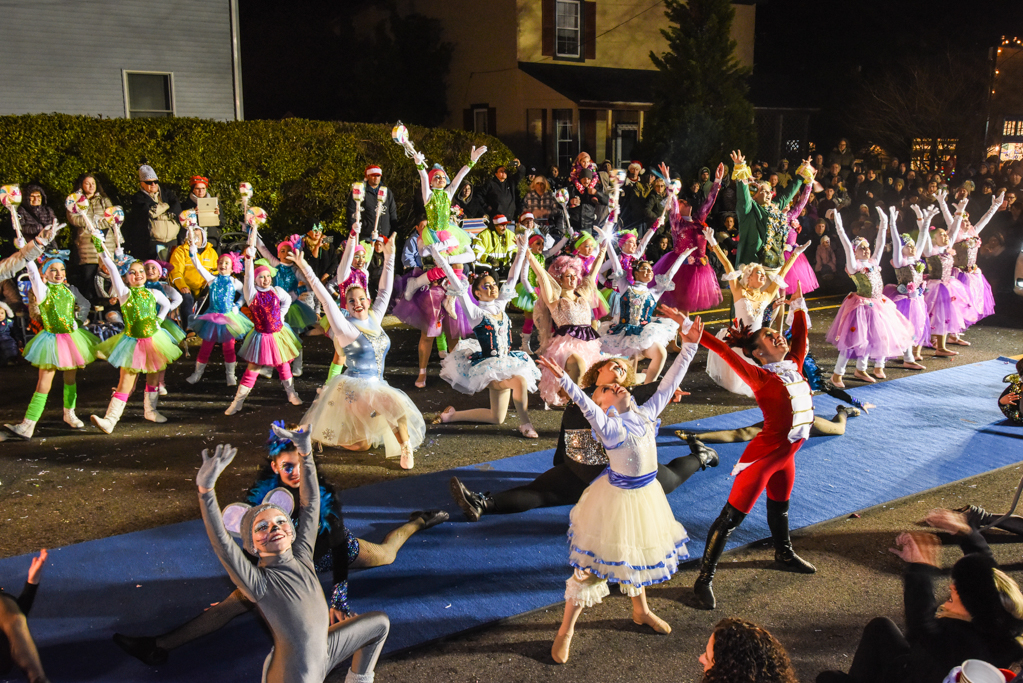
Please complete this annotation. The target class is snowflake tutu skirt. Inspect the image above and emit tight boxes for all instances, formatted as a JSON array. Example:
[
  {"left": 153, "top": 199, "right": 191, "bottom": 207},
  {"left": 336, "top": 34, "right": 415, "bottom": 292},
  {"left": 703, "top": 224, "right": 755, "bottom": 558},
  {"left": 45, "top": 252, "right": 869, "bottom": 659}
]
[
  {"left": 303, "top": 375, "right": 426, "bottom": 452},
  {"left": 96, "top": 329, "right": 183, "bottom": 373},
  {"left": 439, "top": 339, "right": 541, "bottom": 395},
  {"left": 393, "top": 270, "right": 475, "bottom": 339},
  {"left": 238, "top": 325, "right": 301, "bottom": 366},
  {"left": 567, "top": 473, "right": 689, "bottom": 596},
  {"left": 652, "top": 255, "right": 722, "bottom": 312},
  {"left": 597, "top": 318, "right": 679, "bottom": 358},
  {"left": 956, "top": 269, "right": 995, "bottom": 321},
  {"left": 782, "top": 253, "right": 819, "bottom": 294},
  {"left": 284, "top": 300, "right": 318, "bottom": 331},
  {"left": 826, "top": 292, "right": 914, "bottom": 359},
  {"left": 538, "top": 334, "right": 604, "bottom": 406},
  {"left": 23, "top": 328, "right": 101, "bottom": 371},
  {"left": 882, "top": 285, "right": 931, "bottom": 346},
  {"left": 191, "top": 311, "right": 254, "bottom": 344},
  {"left": 923, "top": 279, "right": 977, "bottom": 336},
  {"left": 706, "top": 328, "right": 756, "bottom": 398}
]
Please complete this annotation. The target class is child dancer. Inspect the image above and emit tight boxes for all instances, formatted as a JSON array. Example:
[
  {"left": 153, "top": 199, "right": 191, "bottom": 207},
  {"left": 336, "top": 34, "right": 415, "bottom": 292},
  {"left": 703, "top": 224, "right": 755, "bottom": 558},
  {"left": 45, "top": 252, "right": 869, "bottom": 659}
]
[
  {"left": 143, "top": 259, "right": 184, "bottom": 396},
  {"left": 292, "top": 241, "right": 425, "bottom": 469},
  {"left": 827, "top": 209, "right": 914, "bottom": 386},
  {"left": 3, "top": 251, "right": 100, "bottom": 440},
  {"left": 225, "top": 225, "right": 303, "bottom": 415},
  {"left": 434, "top": 236, "right": 541, "bottom": 438},
  {"left": 514, "top": 231, "right": 568, "bottom": 354},
  {"left": 780, "top": 168, "right": 820, "bottom": 294},
  {"left": 323, "top": 228, "right": 375, "bottom": 380},
  {"left": 922, "top": 198, "right": 977, "bottom": 357},
  {"left": 185, "top": 241, "right": 251, "bottom": 386},
  {"left": 883, "top": 205, "right": 934, "bottom": 370},
  {"left": 570, "top": 232, "right": 611, "bottom": 319},
  {"left": 537, "top": 317, "right": 705, "bottom": 664},
  {"left": 92, "top": 247, "right": 182, "bottom": 432},
  {"left": 0, "top": 302, "right": 17, "bottom": 366},
  {"left": 255, "top": 233, "right": 317, "bottom": 376}
]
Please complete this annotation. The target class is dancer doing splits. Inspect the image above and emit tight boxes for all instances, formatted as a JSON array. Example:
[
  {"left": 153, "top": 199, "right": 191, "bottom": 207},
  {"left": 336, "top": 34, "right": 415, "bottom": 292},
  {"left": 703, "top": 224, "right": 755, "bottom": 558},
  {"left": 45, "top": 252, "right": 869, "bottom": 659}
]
[
  {"left": 92, "top": 247, "right": 182, "bottom": 432},
  {"left": 433, "top": 236, "right": 542, "bottom": 438},
  {"left": 0, "top": 549, "right": 48, "bottom": 683},
  {"left": 225, "top": 225, "right": 303, "bottom": 415},
  {"left": 195, "top": 427, "right": 389, "bottom": 683},
  {"left": 4, "top": 250, "right": 100, "bottom": 440},
  {"left": 538, "top": 318, "right": 705, "bottom": 664},
  {"left": 691, "top": 290, "right": 817, "bottom": 610},
  {"left": 292, "top": 243, "right": 426, "bottom": 470}
]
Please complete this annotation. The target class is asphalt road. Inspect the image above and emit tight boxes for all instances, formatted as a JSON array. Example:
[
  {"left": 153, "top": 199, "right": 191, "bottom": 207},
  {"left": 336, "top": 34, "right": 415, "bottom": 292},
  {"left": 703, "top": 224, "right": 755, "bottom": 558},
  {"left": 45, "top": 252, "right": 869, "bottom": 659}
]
[{"left": 0, "top": 288, "right": 1021, "bottom": 682}]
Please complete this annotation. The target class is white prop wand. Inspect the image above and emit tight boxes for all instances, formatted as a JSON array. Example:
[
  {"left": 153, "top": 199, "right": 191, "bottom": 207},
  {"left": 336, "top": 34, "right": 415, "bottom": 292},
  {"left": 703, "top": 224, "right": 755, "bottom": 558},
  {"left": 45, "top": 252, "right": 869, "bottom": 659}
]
[
  {"left": 372, "top": 186, "right": 388, "bottom": 240},
  {"left": 0, "top": 185, "right": 24, "bottom": 245},
  {"left": 351, "top": 182, "right": 365, "bottom": 235}
]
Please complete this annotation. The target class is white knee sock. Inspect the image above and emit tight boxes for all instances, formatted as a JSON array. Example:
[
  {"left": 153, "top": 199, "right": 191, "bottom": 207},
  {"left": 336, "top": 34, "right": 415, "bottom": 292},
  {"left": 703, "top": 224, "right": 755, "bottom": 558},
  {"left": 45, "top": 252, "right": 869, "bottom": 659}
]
[
  {"left": 834, "top": 352, "right": 851, "bottom": 376},
  {"left": 903, "top": 347, "right": 915, "bottom": 363},
  {"left": 855, "top": 357, "right": 868, "bottom": 372}
]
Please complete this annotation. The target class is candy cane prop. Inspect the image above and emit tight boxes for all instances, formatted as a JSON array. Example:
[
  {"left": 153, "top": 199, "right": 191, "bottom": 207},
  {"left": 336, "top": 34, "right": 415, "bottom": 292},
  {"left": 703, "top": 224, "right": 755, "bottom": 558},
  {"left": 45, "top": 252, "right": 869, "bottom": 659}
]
[
  {"left": 371, "top": 186, "right": 388, "bottom": 240},
  {"left": 351, "top": 181, "right": 365, "bottom": 235},
  {"left": 239, "top": 182, "right": 253, "bottom": 231},
  {"left": 104, "top": 205, "right": 126, "bottom": 253},
  {"left": 0, "top": 185, "right": 24, "bottom": 245}
]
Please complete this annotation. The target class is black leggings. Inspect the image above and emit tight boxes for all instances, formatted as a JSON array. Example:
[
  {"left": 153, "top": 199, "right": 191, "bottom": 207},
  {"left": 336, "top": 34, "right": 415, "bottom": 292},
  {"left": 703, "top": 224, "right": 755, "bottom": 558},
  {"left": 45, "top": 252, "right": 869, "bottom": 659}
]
[
  {"left": 847, "top": 617, "right": 911, "bottom": 683},
  {"left": 488, "top": 454, "right": 706, "bottom": 515}
]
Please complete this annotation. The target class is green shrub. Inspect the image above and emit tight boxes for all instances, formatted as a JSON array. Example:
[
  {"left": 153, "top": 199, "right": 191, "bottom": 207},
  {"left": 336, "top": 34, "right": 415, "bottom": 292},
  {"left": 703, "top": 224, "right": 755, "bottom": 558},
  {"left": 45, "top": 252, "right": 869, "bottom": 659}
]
[{"left": 0, "top": 114, "right": 513, "bottom": 246}]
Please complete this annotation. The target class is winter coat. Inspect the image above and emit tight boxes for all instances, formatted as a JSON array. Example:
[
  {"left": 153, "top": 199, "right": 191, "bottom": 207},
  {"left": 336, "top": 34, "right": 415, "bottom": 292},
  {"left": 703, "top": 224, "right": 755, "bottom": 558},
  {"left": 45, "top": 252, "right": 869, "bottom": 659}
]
[
  {"left": 16, "top": 185, "right": 58, "bottom": 242},
  {"left": 69, "top": 193, "right": 116, "bottom": 265}
]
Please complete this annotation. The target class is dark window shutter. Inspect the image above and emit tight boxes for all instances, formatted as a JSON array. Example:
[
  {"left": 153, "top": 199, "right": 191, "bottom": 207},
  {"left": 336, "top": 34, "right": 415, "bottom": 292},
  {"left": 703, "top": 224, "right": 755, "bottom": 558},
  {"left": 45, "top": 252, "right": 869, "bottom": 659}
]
[
  {"left": 583, "top": 2, "right": 596, "bottom": 60},
  {"left": 488, "top": 108, "right": 497, "bottom": 135},
  {"left": 464, "top": 109, "right": 473, "bottom": 131},
  {"left": 542, "top": 0, "right": 555, "bottom": 56}
]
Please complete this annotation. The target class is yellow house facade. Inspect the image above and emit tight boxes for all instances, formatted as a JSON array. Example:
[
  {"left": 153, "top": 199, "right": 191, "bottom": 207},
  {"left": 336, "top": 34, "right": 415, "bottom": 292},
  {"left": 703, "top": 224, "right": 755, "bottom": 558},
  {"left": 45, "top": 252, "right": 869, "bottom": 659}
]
[{"left": 396, "top": 0, "right": 757, "bottom": 170}]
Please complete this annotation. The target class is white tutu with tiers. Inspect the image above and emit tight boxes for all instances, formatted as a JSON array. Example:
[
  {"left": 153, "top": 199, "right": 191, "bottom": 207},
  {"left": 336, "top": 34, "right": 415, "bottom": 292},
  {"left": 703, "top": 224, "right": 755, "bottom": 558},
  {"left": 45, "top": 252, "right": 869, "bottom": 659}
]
[
  {"left": 705, "top": 328, "right": 756, "bottom": 398},
  {"left": 568, "top": 473, "right": 689, "bottom": 595},
  {"left": 597, "top": 318, "right": 679, "bottom": 358},
  {"left": 440, "top": 339, "right": 541, "bottom": 395},
  {"left": 303, "top": 375, "right": 426, "bottom": 455}
]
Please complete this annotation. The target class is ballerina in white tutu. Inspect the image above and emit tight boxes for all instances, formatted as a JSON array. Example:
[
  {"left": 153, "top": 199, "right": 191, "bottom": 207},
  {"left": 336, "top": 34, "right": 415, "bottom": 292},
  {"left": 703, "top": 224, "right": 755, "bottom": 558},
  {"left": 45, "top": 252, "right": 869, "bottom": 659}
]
[
  {"left": 433, "top": 235, "right": 542, "bottom": 438},
  {"left": 290, "top": 242, "right": 425, "bottom": 470},
  {"left": 704, "top": 226, "right": 808, "bottom": 397},
  {"left": 537, "top": 316, "right": 704, "bottom": 665}
]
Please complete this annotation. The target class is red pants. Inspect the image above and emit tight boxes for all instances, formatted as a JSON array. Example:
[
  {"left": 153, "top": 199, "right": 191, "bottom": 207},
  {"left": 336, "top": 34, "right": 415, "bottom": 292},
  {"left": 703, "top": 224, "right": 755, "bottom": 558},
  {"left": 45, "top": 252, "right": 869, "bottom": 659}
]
[{"left": 727, "top": 438, "right": 804, "bottom": 514}]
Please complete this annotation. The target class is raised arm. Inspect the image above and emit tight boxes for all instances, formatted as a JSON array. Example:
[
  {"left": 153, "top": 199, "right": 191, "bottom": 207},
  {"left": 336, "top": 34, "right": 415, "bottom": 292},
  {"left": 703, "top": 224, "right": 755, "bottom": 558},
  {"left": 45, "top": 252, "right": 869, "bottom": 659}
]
[
  {"left": 292, "top": 439, "right": 319, "bottom": 562},
  {"left": 242, "top": 247, "right": 256, "bottom": 303},
  {"left": 871, "top": 207, "right": 889, "bottom": 268},
  {"left": 888, "top": 207, "right": 910, "bottom": 268},
  {"left": 335, "top": 230, "right": 360, "bottom": 285},
  {"left": 555, "top": 371, "right": 626, "bottom": 447},
  {"left": 254, "top": 234, "right": 281, "bottom": 267},
  {"left": 693, "top": 163, "right": 724, "bottom": 222},
  {"left": 699, "top": 324, "right": 766, "bottom": 390},
  {"left": 583, "top": 243, "right": 608, "bottom": 290},
  {"left": 935, "top": 189, "right": 954, "bottom": 229},
  {"left": 831, "top": 211, "right": 858, "bottom": 274},
  {"left": 543, "top": 234, "right": 569, "bottom": 259},
  {"left": 763, "top": 241, "right": 810, "bottom": 298},
  {"left": 499, "top": 238, "right": 529, "bottom": 305},
  {"left": 431, "top": 245, "right": 485, "bottom": 325},
  {"left": 972, "top": 191, "right": 1004, "bottom": 235},
  {"left": 371, "top": 244, "right": 395, "bottom": 318},
  {"left": 413, "top": 152, "right": 432, "bottom": 205},
  {"left": 189, "top": 242, "right": 216, "bottom": 284},
  {"left": 446, "top": 146, "right": 487, "bottom": 198},
  {"left": 639, "top": 339, "right": 699, "bottom": 419},
  {"left": 527, "top": 248, "right": 561, "bottom": 306},
  {"left": 704, "top": 227, "right": 744, "bottom": 298},
  {"left": 946, "top": 198, "right": 968, "bottom": 245},
  {"left": 25, "top": 260, "right": 48, "bottom": 306},
  {"left": 98, "top": 248, "right": 130, "bottom": 302},
  {"left": 786, "top": 178, "right": 814, "bottom": 221},
  {"left": 651, "top": 246, "right": 696, "bottom": 298},
  {"left": 294, "top": 252, "right": 359, "bottom": 345}
]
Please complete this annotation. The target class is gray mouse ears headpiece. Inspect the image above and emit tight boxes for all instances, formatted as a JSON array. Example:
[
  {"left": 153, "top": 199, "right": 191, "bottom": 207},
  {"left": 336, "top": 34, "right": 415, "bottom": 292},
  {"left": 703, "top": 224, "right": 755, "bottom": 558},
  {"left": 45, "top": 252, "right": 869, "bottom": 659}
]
[{"left": 223, "top": 487, "right": 295, "bottom": 555}]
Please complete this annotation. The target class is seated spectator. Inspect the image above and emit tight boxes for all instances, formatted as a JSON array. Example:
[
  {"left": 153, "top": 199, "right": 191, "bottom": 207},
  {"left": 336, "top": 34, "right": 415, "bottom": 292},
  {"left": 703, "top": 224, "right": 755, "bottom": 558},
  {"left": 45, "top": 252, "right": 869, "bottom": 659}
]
[
  {"left": 68, "top": 173, "right": 115, "bottom": 297},
  {"left": 0, "top": 549, "right": 48, "bottom": 683},
  {"left": 548, "top": 165, "right": 567, "bottom": 191},
  {"left": 17, "top": 184, "right": 57, "bottom": 244},
  {"left": 816, "top": 522, "right": 1023, "bottom": 683},
  {"left": 643, "top": 177, "right": 669, "bottom": 233},
  {"left": 699, "top": 617, "right": 797, "bottom": 683},
  {"left": 168, "top": 223, "right": 218, "bottom": 331},
  {"left": 827, "top": 138, "right": 855, "bottom": 179},
  {"left": 884, "top": 178, "right": 905, "bottom": 205},
  {"left": 180, "top": 176, "right": 222, "bottom": 249},
  {"left": 125, "top": 165, "right": 181, "bottom": 261},
  {"left": 776, "top": 159, "right": 792, "bottom": 188}
]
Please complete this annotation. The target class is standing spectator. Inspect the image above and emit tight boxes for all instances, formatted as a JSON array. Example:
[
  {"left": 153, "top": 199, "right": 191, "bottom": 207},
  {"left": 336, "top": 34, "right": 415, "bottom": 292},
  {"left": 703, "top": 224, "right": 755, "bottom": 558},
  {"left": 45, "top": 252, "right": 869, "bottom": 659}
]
[
  {"left": 453, "top": 181, "right": 487, "bottom": 220},
  {"left": 125, "top": 165, "right": 181, "bottom": 260},
  {"left": 827, "top": 138, "right": 855, "bottom": 180},
  {"left": 521, "top": 175, "right": 558, "bottom": 226},
  {"left": 812, "top": 153, "right": 825, "bottom": 173},
  {"left": 16, "top": 184, "right": 57, "bottom": 244},
  {"left": 346, "top": 165, "right": 398, "bottom": 238},
  {"left": 68, "top": 174, "right": 115, "bottom": 296},
  {"left": 862, "top": 169, "right": 883, "bottom": 202},
  {"left": 547, "top": 165, "right": 567, "bottom": 191},
  {"left": 301, "top": 223, "right": 338, "bottom": 284},
  {"left": 643, "top": 176, "right": 669, "bottom": 233},
  {"left": 884, "top": 157, "right": 902, "bottom": 183},
  {"left": 597, "top": 159, "right": 615, "bottom": 194},
  {"left": 622, "top": 167, "right": 650, "bottom": 229},
  {"left": 567, "top": 168, "right": 608, "bottom": 235},
  {"left": 484, "top": 161, "right": 521, "bottom": 220},
  {"left": 815, "top": 235, "right": 837, "bottom": 282},
  {"left": 776, "top": 159, "right": 792, "bottom": 188},
  {"left": 168, "top": 222, "right": 218, "bottom": 331},
  {"left": 180, "top": 176, "right": 222, "bottom": 250}
]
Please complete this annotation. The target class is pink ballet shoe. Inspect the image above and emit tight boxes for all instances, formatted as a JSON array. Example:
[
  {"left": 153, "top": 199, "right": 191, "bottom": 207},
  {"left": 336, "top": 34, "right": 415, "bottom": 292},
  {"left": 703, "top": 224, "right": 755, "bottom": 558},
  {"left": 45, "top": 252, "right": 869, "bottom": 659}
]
[
  {"left": 552, "top": 632, "right": 573, "bottom": 664},
  {"left": 518, "top": 423, "right": 538, "bottom": 439},
  {"left": 852, "top": 370, "right": 876, "bottom": 383},
  {"left": 830, "top": 373, "right": 846, "bottom": 389}
]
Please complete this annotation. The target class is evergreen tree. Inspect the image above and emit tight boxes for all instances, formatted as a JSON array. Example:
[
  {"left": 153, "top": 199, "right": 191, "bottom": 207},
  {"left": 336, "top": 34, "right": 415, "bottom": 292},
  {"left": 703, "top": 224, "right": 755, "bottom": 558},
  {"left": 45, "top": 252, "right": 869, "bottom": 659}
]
[{"left": 644, "top": 0, "right": 756, "bottom": 179}]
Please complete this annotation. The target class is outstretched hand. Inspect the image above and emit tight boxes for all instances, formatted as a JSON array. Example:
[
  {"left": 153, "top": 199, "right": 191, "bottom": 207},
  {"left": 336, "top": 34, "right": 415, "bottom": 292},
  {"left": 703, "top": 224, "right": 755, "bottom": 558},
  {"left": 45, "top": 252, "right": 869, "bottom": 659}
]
[
  {"left": 792, "top": 240, "right": 811, "bottom": 257},
  {"left": 658, "top": 162, "right": 671, "bottom": 184},
  {"left": 272, "top": 423, "right": 313, "bottom": 455},
  {"left": 730, "top": 150, "right": 745, "bottom": 166},
  {"left": 889, "top": 531, "right": 941, "bottom": 566},
  {"left": 656, "top": 304, "right": 690, "bottom": 328},
  {"left": 470, "top": 146, "right": 488, "bottom": 163},
  {"left": 714, "top": 162, "right": 725, "bottom": 182},
  {"left": 919, "top": 508, "right": 971, "bottom": 535},
  {"left": 27, "top": 549, "right": 48, "bottom": 585},
  {"left": 383, "top": 236, "right": 395, "bottom": 257},
  {"left": 702, "top": 226, "right": 717, "bottom": 246},
  {"left": 535, "top": 355, "right": 565, "bottom": 380},
  {"left": 993, "top": 190, "right": 1007, "bottom": 210},
  {"left": 197, "top": 444, "right": 238, "bottom": 492},
  {"left": 678, "top": 316, "right": 704, "bottom": 344}
]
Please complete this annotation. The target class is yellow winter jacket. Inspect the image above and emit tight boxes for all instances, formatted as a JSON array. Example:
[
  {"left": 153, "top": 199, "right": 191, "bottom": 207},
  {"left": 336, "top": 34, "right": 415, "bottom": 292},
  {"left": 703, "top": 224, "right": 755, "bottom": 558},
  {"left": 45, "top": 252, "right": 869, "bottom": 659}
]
[{"left": 169, "top": 243, "right": 218, "bottom": 295}]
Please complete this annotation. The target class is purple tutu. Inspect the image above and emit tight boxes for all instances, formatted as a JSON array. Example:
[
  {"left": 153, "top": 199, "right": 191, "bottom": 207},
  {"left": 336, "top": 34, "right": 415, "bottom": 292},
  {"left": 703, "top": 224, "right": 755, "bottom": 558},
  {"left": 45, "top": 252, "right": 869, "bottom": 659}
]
[
  {"left": 883, "top": 285, "right": 930, "bottom": 346},
  {"left": 924, "top": 279, "right": 976, "bottom": 336},
  {"left": 826, "top": 293, "right": 914, "bottom": 359},
  {"left": 956, "top": 269, "right": 995, "bottom": 321},
  {"left": 652, "top": 255, "right": 722, "bottom": 312},
  {"left": 783, "top": 253, "right": 819, "bottom": 295},
  {"left": 393, "top": 269, "right": 475, "bottom": 339}
]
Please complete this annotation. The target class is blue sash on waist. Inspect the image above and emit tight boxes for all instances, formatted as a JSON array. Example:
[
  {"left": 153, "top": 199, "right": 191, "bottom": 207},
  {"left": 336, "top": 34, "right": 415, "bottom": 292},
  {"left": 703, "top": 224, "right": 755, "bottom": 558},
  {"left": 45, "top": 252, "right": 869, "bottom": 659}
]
[{"left": 604, "top": 467, "right": 657, "bottom": 490}]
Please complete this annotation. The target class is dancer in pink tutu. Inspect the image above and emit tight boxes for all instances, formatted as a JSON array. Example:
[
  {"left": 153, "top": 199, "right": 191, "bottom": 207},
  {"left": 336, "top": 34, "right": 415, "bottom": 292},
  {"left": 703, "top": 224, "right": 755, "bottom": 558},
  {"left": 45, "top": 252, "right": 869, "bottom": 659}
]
[
  {"left": 652, "top": 162, "right": 724, "bottom": 314},
  {"left": 936, "top": 188, "right": 1004, "bottom": 340},
  {"left": 827, "top": 209, "right": 914, "bottom": 387},
  {"left": 922, "top": 197, "right": 978, "bottom": 358},
  {"left": 780, "top": 159, "right": 819, "bottom": 294},
  {"left": 882, "top": 205, "right": 936, "bottom": 370},
  {"left": 224, "top": 224, "right": 303, "bottom": 415},
  {"left": 530, "top": 238, "right": 608, "bottom": 407}
]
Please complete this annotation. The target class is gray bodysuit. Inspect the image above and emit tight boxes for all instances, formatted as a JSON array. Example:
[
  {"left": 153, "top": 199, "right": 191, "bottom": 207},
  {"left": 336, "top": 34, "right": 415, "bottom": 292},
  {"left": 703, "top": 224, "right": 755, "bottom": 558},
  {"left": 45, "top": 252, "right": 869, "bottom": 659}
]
[{"left": 199, "top": 451, "right": 389, "bottom": 683}]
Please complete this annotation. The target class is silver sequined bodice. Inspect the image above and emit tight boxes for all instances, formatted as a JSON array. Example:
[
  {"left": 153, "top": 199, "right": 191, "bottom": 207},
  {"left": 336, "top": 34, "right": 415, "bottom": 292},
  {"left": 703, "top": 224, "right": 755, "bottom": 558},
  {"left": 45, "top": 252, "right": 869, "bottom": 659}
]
[
  {"left": 850, "top": 267, "right": 884, "bottom": 298},
  {"left": 551, "top": 296, "right": 593, "bottom": 327},
  {"left": 341, "top": 317, "right": 389, "bottom": 381},
  {"left": 894, "top": 264, "right": 923, "bottom": 289},
  {"left": 564, "top": 429, "right": 609, "bottom": 466}
]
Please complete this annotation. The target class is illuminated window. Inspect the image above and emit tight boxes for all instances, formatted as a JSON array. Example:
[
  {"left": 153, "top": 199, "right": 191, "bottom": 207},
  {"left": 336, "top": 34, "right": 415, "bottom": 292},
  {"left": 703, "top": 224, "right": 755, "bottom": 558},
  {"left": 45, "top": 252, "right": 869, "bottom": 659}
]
[{"left": 556, "top": 1, "right": 581, "bottom": 58}]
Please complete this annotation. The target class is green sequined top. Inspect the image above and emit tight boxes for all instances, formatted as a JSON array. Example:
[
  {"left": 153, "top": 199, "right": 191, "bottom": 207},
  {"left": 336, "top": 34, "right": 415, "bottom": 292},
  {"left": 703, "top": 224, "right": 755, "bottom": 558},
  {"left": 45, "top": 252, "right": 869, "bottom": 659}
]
[
  {"left": 122, "top": 287, "right": 159, "bottom": 339},
  {"left": 426, "top": 188, "right": 452, "bottom": 235},
  {"left": 39, "top": 283, "right": 77, "bottom": 334}
]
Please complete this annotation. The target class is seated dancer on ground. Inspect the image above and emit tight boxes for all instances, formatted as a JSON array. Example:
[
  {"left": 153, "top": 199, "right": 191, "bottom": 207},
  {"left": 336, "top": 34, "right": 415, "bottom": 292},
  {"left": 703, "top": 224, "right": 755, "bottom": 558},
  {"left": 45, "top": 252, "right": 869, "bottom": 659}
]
[
  {"left": 225, "top": 223, "right": 303, "bottom": 415},
  {"left": 4, "top": 248, "right": 99, "bottom": 441},
  {"left": 0, "top": 549, "right": 48, "bottom": 683},
  {"left": 433, "top": 236, "right": 542, "bottom": 438},
  {"left": 699, "top": 617, "right": 798, "bottom": 683},
  {"left": 827, "top": 208, "right": 914, "bottom": 386},
  {"left": 185, "top": 239, "right": 252, "bottom": 387},
  {"left": 688, "top": 290, "right": 818, "bottom": 610},
  {"left": 292, "top": 242, "right": 426, "bottom": 470},
  {"left": 921, "top": 198, "right": 977, "bottom": 358},
  {"left": 539, "top": 318, "right": 705, "bottom": 664},
  {"left": 598, "top": 218, "right": 695, "bottom": 383},
  {"left": 883, "top": 205, "right": 937, "bottom": 370},
  {"left": 449, "top": 354, "right": 718, "bottom": 521},
  {"left": 254, "top": 232, "right": 317, "bottom": 377},
  {"left": 194, "top": 428, "right": 390, "bottom": 683},
  {"left": 531, "top": 234, "right": 608, "bottom": 407},
  {"left": 92, "top": 246, "right": 183, "bottom": 433},
  {"left": 999, "top": 358, "right": 1022, "bottom": 425},
  {"left": 114, "top": 421, "right": 444, "bottom": 666},
  {"left": 817, "top": 516, "right": 1023, "bottom": 683}
]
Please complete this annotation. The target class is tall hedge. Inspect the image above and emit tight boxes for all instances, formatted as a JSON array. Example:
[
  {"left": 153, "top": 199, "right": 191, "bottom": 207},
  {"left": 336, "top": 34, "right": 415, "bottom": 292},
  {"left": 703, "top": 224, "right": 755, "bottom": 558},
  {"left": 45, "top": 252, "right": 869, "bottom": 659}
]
[{"left": 0, "top": 114, "right": 513, "bottom": 245}]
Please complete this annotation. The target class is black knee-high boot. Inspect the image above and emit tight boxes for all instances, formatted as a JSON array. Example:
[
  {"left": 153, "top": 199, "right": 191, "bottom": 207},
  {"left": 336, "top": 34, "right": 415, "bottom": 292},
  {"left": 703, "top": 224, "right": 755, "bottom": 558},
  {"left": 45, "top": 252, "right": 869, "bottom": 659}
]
[
  {"left": 766, "top": 498, "right": 816, "bottom": 573},
  {"left": 692, "top": 503, "right": 747, "bottom": 610}
]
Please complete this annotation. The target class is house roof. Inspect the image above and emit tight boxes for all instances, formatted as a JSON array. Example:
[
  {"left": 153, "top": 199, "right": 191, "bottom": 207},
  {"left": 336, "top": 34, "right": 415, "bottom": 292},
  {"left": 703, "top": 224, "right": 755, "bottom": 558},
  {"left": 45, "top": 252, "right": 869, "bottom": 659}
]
[{"left": 518, "top": 62, "right": 659, "bottom": 106}]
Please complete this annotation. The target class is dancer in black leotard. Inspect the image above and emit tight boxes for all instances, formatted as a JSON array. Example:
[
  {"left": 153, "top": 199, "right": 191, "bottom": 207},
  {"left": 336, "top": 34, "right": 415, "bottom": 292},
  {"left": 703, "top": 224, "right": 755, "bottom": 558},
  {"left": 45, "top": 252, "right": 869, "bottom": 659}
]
[
  {"left": 0, "top": 549, "right": 48, "bottom": 683},
  {"left": 450, "top": 355, "right": 719, "bottom": 521}
]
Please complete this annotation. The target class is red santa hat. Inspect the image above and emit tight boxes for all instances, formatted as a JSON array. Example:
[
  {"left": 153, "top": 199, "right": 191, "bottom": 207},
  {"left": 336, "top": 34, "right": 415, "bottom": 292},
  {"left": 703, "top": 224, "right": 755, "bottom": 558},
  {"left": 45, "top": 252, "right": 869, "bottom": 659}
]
[
  {"left": 493, "top": 214, "right": 508, "bottom": 225},
  {"left": 364, "top": 165, "right": 382, "bottom": 177}
]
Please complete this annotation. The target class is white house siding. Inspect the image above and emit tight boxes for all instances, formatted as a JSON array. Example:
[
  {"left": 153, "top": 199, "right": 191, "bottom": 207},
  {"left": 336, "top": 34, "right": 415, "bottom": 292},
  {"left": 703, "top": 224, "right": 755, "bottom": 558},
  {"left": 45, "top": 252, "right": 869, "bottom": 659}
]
[{"left": 0, "top": 0, "right": 238, "bottom": 120}]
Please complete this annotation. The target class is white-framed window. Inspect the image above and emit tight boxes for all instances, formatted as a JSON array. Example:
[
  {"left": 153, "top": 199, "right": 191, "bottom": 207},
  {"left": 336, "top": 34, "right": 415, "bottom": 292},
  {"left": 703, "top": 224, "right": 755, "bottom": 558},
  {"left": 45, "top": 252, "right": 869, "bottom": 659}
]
[
  {"left": 555, "top": 109, "right": 575, "bottom": 170},
  {"left": 123, "top": 71, "right": 175, "bottom": 118},
  {"left": 474, "top": 108, "right": 489, "bottom": 134},
  {"left": 556, "top": 0, "right": 581, "bottom": 58}
]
